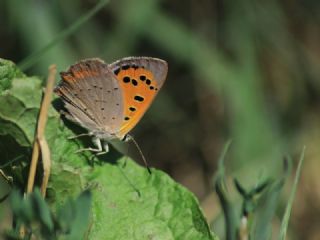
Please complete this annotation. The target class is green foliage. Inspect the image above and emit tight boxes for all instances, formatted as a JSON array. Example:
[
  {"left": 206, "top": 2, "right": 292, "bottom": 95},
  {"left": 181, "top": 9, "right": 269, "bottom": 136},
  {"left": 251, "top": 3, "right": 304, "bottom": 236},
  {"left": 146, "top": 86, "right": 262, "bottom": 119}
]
[
  {"left": 214, "top": 143, "right": 305, "bottom": 240},
  {"left": 249, "top": 161, "right": 289, "bottom": 240},
  {"left": 0, "top": 0, "right": 310, "bottom": 238},
  {"left": 5, "top": 188, "right": 91, "bottom": 240},
  {"left": 0, "top": 58, "right": 217, "bottom": 239},
  {"left": 0, "top": 59, "right": 24, "bottom": 92}
]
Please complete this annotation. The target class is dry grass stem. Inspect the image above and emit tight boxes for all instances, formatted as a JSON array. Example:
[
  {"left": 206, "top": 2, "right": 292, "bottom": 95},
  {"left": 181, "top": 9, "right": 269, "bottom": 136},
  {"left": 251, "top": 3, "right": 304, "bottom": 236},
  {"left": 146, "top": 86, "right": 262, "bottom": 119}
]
[{"left": 26, "top": 65, "right": 56, "bottom": 196}]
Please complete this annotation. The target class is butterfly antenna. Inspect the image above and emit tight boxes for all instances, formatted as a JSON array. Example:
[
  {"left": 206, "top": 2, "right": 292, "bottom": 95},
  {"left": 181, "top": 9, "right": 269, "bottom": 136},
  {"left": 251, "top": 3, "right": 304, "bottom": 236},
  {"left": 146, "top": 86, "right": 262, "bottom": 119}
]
[{"left": 127, "top": 134, "right": 151, "bottom": 174}]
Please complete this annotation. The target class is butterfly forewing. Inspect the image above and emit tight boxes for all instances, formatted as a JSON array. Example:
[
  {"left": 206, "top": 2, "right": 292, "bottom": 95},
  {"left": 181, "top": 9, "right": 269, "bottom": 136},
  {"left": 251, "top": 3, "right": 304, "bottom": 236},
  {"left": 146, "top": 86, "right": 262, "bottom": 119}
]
[{"left": 109, "top": 57, "right": 168, "bottom": 137}]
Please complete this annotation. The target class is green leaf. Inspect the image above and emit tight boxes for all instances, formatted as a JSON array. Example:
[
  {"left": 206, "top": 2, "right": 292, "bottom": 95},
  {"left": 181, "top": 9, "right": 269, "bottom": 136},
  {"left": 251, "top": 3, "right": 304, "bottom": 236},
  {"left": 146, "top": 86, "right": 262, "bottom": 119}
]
[
  {"left": 86, "top": 160, "right": 216, "bottom": 240},
  {"left": 0, "top": 75, "right": 42, "bottom": 147},
  {"left": 0, "top": 59, "right": 24, "bottom": 92},
  {"left": 65, "top": 190, "right": 92, "bottom": 240},
  {"left": 9, "top": 189, "right": 34, "bottom": 229},
  {"left": 9, "top": 190, "right": 22, "bottom": 215},
  {"left": 56, "top": 190, "right": 92, "bottom": 239},
  {"left": 30, "top": 189, "right": 54, "bottom": 233},
  {"left": 56, "top": 198, "right": 75, "bottom": 233}
]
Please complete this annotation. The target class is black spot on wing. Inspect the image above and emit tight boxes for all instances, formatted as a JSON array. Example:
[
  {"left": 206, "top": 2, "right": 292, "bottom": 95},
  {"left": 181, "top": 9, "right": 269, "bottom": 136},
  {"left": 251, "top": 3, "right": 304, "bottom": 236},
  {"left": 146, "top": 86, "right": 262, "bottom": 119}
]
[
  {"left": 134, "top": 95, "right": 144, "bottom": 102},
  {"left": 122, "top": 65, "right": 130, "bottom": 70},
  {"left": 114, "top": 68, "right": 120, "bottom": 75},
  {"left": 140, "top": 75, "right": 146, "bottom": 81},
  {"left": 123, "top": 76, "right": 130, "bottom": 83},
  {"left": 131, "top": 79, "right": 138, "bottom": 86}
]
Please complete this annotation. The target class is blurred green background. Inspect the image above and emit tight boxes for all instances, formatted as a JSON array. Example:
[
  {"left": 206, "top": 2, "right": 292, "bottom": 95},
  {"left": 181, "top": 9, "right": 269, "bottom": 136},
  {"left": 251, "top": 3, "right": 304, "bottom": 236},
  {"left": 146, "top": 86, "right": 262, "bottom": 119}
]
[{"left": 1, "top": 0, "right": 320, "bottom": 239}]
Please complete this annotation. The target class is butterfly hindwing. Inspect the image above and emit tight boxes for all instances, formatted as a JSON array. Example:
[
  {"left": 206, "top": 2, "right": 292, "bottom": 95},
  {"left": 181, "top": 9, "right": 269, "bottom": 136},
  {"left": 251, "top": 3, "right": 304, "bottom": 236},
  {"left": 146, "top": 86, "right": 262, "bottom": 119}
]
[{"left": 54, "top": 59, "right": 125, "bottom": 137}]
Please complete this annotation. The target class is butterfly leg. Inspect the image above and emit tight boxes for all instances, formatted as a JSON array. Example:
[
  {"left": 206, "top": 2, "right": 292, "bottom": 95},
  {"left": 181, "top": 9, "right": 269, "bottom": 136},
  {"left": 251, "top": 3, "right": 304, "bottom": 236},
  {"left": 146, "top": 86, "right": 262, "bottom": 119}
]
[
  {"left": 68, "top": 133, "right": 91, "bottom": 140},
  {"left": 95, "top": 141, "right": 109, "bottom": 156},
  {"left": 88, "top": 140, "right": 109, "bottom": 165},
  {"left": 75, "top": 137, "right": 103, "bottom": 153}
]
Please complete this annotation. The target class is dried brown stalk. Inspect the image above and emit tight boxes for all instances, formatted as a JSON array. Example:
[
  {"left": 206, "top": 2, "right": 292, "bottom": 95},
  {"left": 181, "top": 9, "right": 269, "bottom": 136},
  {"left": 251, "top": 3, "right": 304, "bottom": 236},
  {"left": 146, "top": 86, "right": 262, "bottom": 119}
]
[{"left": 27, "top": 65, "right": 56, "bottom": 196}]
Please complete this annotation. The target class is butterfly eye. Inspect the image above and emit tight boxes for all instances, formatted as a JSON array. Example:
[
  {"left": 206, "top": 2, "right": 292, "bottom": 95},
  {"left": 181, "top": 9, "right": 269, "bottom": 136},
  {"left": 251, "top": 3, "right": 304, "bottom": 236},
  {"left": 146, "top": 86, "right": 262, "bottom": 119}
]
[{"left": 121, "top": 134, "right": 131, "bottom": 142}]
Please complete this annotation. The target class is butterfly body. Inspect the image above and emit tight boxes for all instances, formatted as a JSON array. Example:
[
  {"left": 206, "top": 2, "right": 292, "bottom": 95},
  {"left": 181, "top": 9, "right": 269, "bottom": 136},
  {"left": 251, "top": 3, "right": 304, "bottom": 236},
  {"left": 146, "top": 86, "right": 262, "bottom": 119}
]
[{"left": 54, "top": 57, "right": 168, "bottom": 152}]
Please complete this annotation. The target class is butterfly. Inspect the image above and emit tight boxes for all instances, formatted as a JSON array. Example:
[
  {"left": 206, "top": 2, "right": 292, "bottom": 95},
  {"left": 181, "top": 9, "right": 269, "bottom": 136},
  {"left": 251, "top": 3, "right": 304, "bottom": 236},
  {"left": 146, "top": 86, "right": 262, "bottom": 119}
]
[{"left": 54, "top": 57, "right": 168, "bottom": 155}]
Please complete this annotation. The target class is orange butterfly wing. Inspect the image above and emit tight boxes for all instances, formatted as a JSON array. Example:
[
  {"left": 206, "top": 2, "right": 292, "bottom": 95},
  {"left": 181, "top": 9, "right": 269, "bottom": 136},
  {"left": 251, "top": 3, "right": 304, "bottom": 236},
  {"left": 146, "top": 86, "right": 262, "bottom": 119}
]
[{"left": 110, "top": 57, "right": 168, "bottom": 138}]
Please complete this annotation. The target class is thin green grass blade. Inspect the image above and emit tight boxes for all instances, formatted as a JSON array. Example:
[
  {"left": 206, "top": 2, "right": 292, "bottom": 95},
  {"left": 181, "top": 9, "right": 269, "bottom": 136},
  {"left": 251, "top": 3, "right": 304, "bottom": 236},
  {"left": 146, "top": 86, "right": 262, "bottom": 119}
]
[
  {"left": 217, "top": 140, "right": 232, "bottom": 172},
  {"left": 214, "top": 140, "right": 237, "bottom": 240},
  {"left": 18, "top": 0, "right": 110, "bottom": 71},
  {"left": 0, "top": 155, "right": 23, "bottom": 168},
  {"left": 279, "top": 146, "right": 306, "bottom": 240}
]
